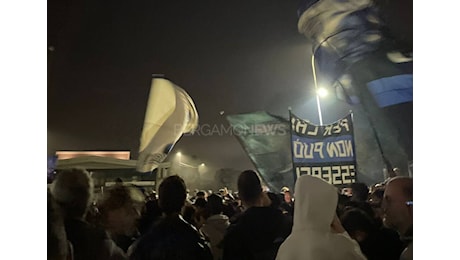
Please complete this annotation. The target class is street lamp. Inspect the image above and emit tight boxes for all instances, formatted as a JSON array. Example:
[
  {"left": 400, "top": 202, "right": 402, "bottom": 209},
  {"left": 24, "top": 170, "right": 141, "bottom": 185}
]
[
  {"left": 176, "top": 152, "right": 182, "bottom": 166},
  {"left": 317, "top": 87, "right": 328, "bottom": 98},
  {"left": 198, "top": 163, "right": 206, "bottom": 174}
]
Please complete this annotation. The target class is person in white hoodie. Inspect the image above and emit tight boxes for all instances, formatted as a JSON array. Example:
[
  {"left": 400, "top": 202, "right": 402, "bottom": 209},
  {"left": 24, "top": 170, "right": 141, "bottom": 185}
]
[
  {"left": 200, "top": 194, "right": 230, "bottom": 260},
  {"left": 276, "top": 174, "right": 367, "bottom": 260}
]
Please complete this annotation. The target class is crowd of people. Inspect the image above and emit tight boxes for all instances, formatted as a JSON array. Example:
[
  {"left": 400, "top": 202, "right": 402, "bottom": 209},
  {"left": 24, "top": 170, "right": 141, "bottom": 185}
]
[{"left": 48, "top": 168, "right": 413, "bottom": 260}]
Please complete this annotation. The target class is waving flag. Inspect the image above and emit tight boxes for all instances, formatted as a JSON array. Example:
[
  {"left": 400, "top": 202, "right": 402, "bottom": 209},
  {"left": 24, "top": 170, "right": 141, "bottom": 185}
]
[
  {"left": 136, "top": 77, "right": 199, "bottom": 173},
  {"left": 297, "top": 0, "right": 413, "bottom": 164},
  {"left": 226, "top": 111, "right": 294, "bottom": 191}
]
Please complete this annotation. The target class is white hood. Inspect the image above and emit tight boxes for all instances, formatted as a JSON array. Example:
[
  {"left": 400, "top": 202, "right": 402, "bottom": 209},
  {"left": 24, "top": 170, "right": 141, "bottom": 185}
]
[
  {"left": 292, "top": 173, "right": 338, "bottom": 232},
  {"left": 276, "top": 175, "right": 366, "bottom": 260}
]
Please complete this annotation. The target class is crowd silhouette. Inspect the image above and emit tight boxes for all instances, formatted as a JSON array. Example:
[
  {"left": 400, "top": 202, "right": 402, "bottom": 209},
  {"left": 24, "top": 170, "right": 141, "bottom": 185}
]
[{"left": 48, "top": 168, "right": 412, "bottom": 260}]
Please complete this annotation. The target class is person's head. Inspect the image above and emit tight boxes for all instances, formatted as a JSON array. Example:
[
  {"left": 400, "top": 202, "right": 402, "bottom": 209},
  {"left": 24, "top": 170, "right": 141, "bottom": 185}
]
[
  {"left": 368, "top": 187, "right": 385, "bottom": 222},
  {"left": 350, "top": 182, "right": 369, "bottom": 202},
  {"left": 158, "top": 175, "right": 187, "bottom": 215},
  {"left": 341, "top": 187, "right": 353, "bottom": 197},
  {"left": 206, "top": 194, "right": 224, "bottom": 215},
  {"left": 237, "top": 170, "right": 264, "bottom": 207},
  {"left": 336, "top": 193, "right": 351, "bottom": 217},
  {"left": 115, "top": 177, "right": 123, "bottom": 185},
  {"left": 194, "top": 197, "right": 207, "bottom": 209},
  {"left": 98, "top": 185, "right": 145, "bottom": 236},
  {"left": 147, "top": 190, "right": 157, "bottom": 201},
  {"left": 51, "top": 168, "right": 93, "bottom": 219},
  {"left": 382, "top": 176, "right": 413, "bottom": 235},
  {"left": 196, "top": 190, "right": 206, "bottom": 199},
  {"left": 283, "top": 190, "right": 293, "bottom": 203},
  {"left": 219, "top": 187, "right": 229, "bottom": 197},
  {"left": 340, "top": 208, "right": 377, "bottom": 242},
  {"left": 266, "top": 192, "right": 282, "bottom": 210}
]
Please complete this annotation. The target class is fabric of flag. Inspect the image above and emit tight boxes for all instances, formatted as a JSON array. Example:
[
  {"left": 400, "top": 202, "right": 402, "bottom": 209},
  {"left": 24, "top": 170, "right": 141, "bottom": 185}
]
[
  {"left": 226, "top": 111, "right": 294, "bottom": 192},
  {"left": 136, "top": 77, "right": 199, "bottom": 173},
  {"left": 297, "top": 0, "right": 413, "bottom": 162},
  {"left": 297, "top": 0, "right": 413, "bottom": 107},
  {"left": 290, "top": 111, "right": 357, "bottom": 187},
  {"left": 297, "top": 0, "right": 384, "bottom": 87}
]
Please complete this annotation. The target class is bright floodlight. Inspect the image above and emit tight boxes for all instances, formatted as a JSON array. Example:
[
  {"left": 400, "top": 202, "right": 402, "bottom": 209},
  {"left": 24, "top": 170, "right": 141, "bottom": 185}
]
[
  {"left": 200, "top": 163, "right": 205, "bottom": 166},
  {"left": 177, "top": 152, "right": 182, "bottom": 156},
  {"left": 317, "top": 87, "right": 328, "bottom": 98}
]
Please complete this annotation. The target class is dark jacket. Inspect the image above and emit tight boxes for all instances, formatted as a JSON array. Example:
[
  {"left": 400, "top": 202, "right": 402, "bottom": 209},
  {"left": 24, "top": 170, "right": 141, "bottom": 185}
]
[
  {"left": 359, "top": 227, "right": 405, "bottom": 260},
  {"left": 129, "top": 214, "right": 213, "bottom": 260},
  {"left": 400, "top": 227, "right": 413, "bottom": 260},
  {"left": 222, "top": 207, "right": 292, "bottom": 260},
  {"left": 65, "top": 218, "right": 126, "bottom": 260}
]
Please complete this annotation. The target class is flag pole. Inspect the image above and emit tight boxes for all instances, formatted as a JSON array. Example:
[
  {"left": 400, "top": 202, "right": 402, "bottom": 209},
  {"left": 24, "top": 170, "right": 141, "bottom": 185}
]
[
  {"left": 288, "top": 108, "right": 297, "bottom": 189},
  {"left": 311, "top": 54, "right": 323, "bottom": 125}
]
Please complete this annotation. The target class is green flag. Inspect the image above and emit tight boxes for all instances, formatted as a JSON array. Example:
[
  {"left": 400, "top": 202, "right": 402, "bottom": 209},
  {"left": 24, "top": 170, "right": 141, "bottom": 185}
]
[{"left": 226, "top": 111, "right": 294, "bottom": 192}]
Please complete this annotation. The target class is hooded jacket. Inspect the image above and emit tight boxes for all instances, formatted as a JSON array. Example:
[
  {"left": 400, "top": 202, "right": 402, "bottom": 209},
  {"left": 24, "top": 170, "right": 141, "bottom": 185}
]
[
  {"left": 200, "top": 214, "right": 230, "bottom": 260},
  {"left": 276, "top": 175, "right": 366, "bottom": 260}
]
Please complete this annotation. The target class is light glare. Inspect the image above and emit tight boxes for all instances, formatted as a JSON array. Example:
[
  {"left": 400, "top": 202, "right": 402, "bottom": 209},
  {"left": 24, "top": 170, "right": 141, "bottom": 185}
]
[{"left": 317, "top": 87, "right": 328, "bottom": 97}]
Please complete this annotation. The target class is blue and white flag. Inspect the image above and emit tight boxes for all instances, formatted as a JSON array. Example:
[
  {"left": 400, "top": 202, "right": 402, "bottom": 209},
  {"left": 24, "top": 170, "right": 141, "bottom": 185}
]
[
  {"left": 136, "top": 77, "right": 199, "bottom": 173},
  {"left": 290, "top": 111, "right": 357, "bottom": 186}
]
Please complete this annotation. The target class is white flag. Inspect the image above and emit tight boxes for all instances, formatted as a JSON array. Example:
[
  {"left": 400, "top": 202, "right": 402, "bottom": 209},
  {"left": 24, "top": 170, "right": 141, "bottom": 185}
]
[{"left": 136, "top": 77, "right": 199, "bottom": 173}]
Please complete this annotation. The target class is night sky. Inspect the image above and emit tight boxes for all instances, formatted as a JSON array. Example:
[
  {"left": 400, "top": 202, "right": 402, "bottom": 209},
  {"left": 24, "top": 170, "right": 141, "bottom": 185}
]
[{"left": 48, "top": 0, "right": 413, "bottom": 182}]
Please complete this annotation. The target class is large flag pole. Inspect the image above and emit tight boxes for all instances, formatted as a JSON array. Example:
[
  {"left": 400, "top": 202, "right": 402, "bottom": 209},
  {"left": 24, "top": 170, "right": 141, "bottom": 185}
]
[{"left": 311, "top": 53, "right": 323, "bottom": 125}]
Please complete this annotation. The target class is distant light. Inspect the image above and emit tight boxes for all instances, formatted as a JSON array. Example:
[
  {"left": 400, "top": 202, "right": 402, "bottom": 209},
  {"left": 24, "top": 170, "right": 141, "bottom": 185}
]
[
  {"left": 219, "top": 111, "right": 225, "bottom": 115},
  {"left": 200, "top": 163, "right": 205, "bottom": 166},
  {"left": 177, "top": 152, "right": 182, "bottom": 156},
  {"left": 55, "top": 151, "right": 130, "bottom": 160},
  {"left": 317, "top": 87, "right": 328, "bottom": 98}
]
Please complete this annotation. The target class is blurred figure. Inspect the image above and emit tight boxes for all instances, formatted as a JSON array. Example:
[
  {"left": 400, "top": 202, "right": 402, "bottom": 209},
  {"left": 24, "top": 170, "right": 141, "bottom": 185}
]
[
  {"left": 340, "top": 208, "right": 404, "bottom": 260},
  {"left": 200, "top": 194, "right": 230, "bottom": 260},
  {"left": 98, "top": 185, "right": 145, "bottom": 252},
  {"left": 129, "top": 175, "right": 212, "bottom": 260},
  {"left": 196, "top": 190, "right": 207, "bottom": 200},
  {"left": 182, "top": 200, "right": 199, "bottom": 228},
  {"left": 368, "top": 187, "right": 385, "bottom": 225},
  {"left": 276, "top": 175, "right": 366, "bottom": 260},
  {"left": 194, "top": 197, "right": 208, "bottom": 210},
  {"left": 266, "top": 192, "right": 282, "bottom": 210},
  {"left": 193, "top": 197, "right": 208, "bottom": 229},
  {"left": 48, "top": 188, "right": 73, "bottom": 260},
  {"left": 85, "top": 200, "right": 101, "bottom": 227},
  {"left": 138, "top": 192, "right": 162, "bottom": 235},
  {"left": 219, "top": 187, "right": 235, "bottom": 201},
  {"left": 51, "top": 168, "right": 126, "bottom": 260},
  {"left": 222, "top": 170, "right": 292, "bottom": 260},
  {"left": 350, "top": 182, "right": 369, "bottom": 202},
  {"left": 382, "top": 177, "right": 413, "bottom": 260},
  {"left": 114, "top": 177, "right": 124, "bottom": 186},
  {"left": 336, "top": 193, "right": 351, "bottom": 217},
  {"left": 341, "top": 187, "right": 353, "bottom": 197},
  {"left": 219, "top": 188, "right": 237, "bottom": 220},
  {"left": 279, "top": 187, "right": 294, "bottom": 217}
]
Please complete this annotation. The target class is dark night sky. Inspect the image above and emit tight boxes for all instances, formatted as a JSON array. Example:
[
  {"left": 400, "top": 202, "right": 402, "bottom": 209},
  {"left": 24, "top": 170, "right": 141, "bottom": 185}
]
[{"left": 47, "top": 0, "right": 413, "bottom": 180}]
